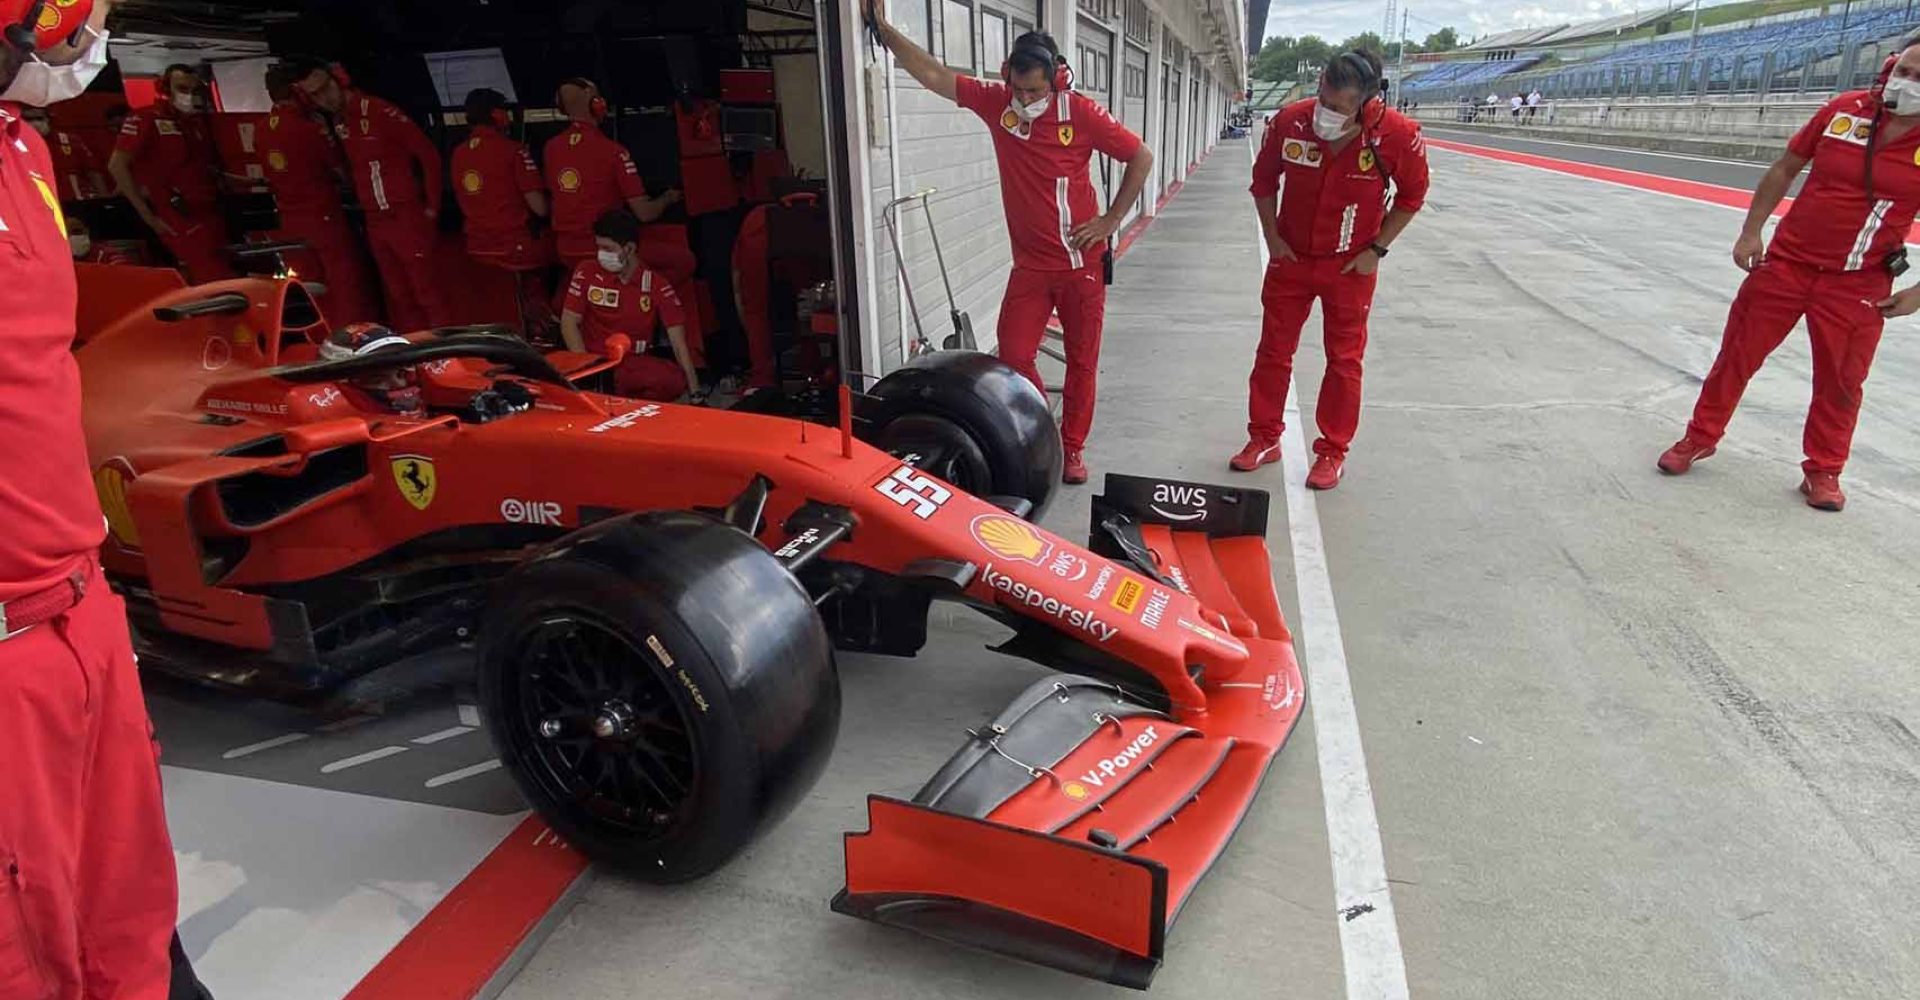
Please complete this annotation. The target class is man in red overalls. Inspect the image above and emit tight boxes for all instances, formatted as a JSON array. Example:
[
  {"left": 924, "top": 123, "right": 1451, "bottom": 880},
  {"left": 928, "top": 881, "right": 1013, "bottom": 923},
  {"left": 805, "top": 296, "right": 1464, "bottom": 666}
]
[
  {"left": 451, "top": 87, "right": 552, "bottom": 336},
  {"left": 1232, "top": 50, "right": 1429, "bottom": 490},
  {"left": 561, "top": 209, "right": 700, "bottom": 401},
  {"left": 1, "top": 4, "right": 204, "bottom": 999},
  {"left": 867, "top": 6, "right": 1155, "bottom": 485},
  {"left": 257, "top": 64, "right": 381, "bottom": 325},
  {"left": 1657, "top": 36, "right": 1920, "bottom": 511},
  {"left": 22, "top": 106, "right": 105, "bottom": 200},
  {"left": 292, "top": 58, "right": 451, "bottom": 332},
  {"left": 542, "top": 78, "right": 681, "bottom": 271},
  {"left": 108, "top": 63, "right": 234, "bottom": 283}
]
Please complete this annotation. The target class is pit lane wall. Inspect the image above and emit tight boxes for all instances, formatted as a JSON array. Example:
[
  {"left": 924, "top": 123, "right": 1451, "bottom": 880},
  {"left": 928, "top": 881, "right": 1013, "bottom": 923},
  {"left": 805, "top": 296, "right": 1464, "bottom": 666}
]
[
  {"left": 843, "top": 0, "right": 1246, "bottom": 375},
  {"left": 1406, "top": 96, "right": 1828, "bottom": 163}
]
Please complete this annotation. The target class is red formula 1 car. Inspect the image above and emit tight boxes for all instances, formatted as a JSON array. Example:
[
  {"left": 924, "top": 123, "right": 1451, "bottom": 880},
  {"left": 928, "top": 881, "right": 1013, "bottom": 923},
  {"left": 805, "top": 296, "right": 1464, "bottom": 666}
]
[{"left": 77, "top": 276, "right": 1306, "bottom": 988}]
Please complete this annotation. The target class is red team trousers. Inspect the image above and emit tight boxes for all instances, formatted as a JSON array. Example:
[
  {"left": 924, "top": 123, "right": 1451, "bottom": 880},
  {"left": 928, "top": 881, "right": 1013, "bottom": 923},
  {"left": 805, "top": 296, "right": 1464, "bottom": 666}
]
[
  {"left": 1, "top": 559, "right": 177, "bottom": 1000},
  {"left": 279, "top": 208, "right": 382, "bottom": 327},
  {"left": 996, "top": 263, "right": 1106, "bottom": 452},
  {"left": 154, "top": 204, "right": 232, "bottom": 286},
  {"left": 365, "top": 212, "right": 451, "bottom": 333},
  {"left": 1686, "top": 256, "right": 1890, "bottom": 474},
  {"left": 1248, "top": 254, "right": 1378, "bottom": 457}
]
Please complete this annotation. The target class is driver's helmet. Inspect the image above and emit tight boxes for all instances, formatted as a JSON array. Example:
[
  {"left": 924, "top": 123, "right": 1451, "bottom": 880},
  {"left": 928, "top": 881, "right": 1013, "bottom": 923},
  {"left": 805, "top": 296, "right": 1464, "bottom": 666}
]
[{"left": 320, "top": 323, "right": 422, "bottom": 415}]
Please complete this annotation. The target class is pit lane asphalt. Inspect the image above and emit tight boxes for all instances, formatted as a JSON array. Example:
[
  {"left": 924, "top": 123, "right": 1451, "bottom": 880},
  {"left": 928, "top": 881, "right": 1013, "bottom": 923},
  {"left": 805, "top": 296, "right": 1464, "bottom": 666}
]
[{"left": 499, "top": 131, "right": 1920, "bottom": 999}]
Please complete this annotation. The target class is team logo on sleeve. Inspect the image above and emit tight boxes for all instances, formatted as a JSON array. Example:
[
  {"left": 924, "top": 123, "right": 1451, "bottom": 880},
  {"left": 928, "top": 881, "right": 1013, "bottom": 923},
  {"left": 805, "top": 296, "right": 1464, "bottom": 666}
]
[
  {"left": 1357, "top": 148, "right": 1376, "bottom": 172},
  {"left": 1280, "top": 140, "right": 1322, "bottom": 168},
  {"left": 558, "top": 168, "right": 582, "bottom": 192},
  {"left": 1826, "top": 113, "right": 1871, "bottom": 147},
  {"left": 586, "top": 286, "right": 620, "bottom": 308},
  {"left": 1059, "top": 125, "right": 1074, "bottom": 146}
]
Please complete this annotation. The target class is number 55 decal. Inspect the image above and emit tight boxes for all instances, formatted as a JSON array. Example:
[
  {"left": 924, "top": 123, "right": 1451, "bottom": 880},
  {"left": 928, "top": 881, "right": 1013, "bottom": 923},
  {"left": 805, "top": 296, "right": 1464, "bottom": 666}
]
[{"left": 874, "top": 465, "right": 952, "bottom": 520}]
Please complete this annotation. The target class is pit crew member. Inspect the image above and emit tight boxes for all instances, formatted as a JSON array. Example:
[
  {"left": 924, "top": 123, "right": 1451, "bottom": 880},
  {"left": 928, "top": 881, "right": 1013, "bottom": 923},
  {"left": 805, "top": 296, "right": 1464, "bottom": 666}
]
[
  {"left": 22, "top": 105, "right": 104, "bottom": 200},
  {"left": 292, "top": 58, "right": 452, "bottom": 332},
  {"left": 866, "top": 3, "right": 1155, "bottom": 486},
  {"left": 1231, "top": 50, "right": 1430, "bottom": 489},
  {"left": 543, "top": 78, "right": 681, "bottom": 271},
  {"left": 452, "top": 87, "right": 553, "bottom": 333},
  {"left": 258, "top": 64, "right": 381, "bottom": 325},
  {"left": 1, "top": 2, "right": 205, "bottom": 998},
  {"left": 108, "top": 63, "right": 234, "bottom": 282},
  {"left": 1657, "top": 35, "right": 1920, "bottom": 512},
  {"left": 561, "top": 209, "right": 700, "bottom": 402}
]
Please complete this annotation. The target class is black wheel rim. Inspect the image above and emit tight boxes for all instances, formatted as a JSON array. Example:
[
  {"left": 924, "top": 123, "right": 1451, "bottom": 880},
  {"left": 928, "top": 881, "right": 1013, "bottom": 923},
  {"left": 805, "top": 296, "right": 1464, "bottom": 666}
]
[
  {"left": 880, "top": 414, "right": 993, "bottom": 497},
  {"left": 506, "top": 614, "right": 698, "bottom": 836}
]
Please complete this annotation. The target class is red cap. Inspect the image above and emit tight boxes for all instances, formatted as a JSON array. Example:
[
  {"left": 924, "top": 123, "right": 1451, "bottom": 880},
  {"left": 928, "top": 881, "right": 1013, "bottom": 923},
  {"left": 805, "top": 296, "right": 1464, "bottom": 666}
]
[{"left": 2, "top": 0, "right": 95, "bottom": 52}]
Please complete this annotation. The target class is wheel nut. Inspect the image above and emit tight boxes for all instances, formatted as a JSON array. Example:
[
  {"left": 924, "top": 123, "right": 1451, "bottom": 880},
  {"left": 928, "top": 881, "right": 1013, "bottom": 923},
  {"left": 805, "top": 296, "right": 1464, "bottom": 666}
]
[{"left": 539, "top": 718, "right": 563, "bottom": 739}]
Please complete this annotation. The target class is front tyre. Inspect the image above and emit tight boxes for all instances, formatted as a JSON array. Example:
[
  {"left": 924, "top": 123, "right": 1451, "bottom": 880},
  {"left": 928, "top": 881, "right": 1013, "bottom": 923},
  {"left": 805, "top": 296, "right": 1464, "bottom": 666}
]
[{"left": 478, "top": 512, "right": 840, "bottom": 881}]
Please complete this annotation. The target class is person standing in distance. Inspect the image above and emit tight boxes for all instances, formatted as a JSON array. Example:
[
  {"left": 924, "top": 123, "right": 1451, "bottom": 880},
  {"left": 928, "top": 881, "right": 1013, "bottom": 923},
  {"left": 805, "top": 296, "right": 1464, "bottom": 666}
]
[
  {"left": 1658, "top": 35, "right": 1920, "bottom": 511},
  {"left": 864, "top": 1, "right": 1155, "bottom": 485},
  {"left": 1230, "top": 50, "right": 1430, "bottom": 489},
  {"left": 109, "top": 63, "right": 233, "bottom": 282},
  {"left": 542, "top": 78, "right": 681, "bottom": 271},
  {"left": 0, "top": 2, "right": 211, "bottom": 998}
]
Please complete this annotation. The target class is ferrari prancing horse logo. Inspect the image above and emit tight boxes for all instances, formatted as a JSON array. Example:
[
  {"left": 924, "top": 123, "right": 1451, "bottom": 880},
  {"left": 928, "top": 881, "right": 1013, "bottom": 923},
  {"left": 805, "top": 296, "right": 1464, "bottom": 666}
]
[
  {"left": 392, "top": 455, "right": 437, "bottom": 510},
  {"left": 1058, "top": 125, "right": 1074, "bottom": 146}
]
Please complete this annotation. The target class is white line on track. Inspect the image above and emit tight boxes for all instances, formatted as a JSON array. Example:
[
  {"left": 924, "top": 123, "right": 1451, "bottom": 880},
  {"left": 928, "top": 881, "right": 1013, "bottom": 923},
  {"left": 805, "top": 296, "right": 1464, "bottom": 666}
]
[
  {"left": 425, "top": 759, "right": 503, "bottom": 788},
  {"left": 458, "top": 703, "right": 482, "bottom": 728},
  {"left": 412, "top": 725, "right": 476, "bottom": 745},
  {"left": 220, "top": 733, "right": 309, "bottom": 760},
  {"left": 319, "top": 745, "right": 410, "bottom": 773},
  {"left": 1246, "top": 130, "right": 1411, "bottom": 1000}
]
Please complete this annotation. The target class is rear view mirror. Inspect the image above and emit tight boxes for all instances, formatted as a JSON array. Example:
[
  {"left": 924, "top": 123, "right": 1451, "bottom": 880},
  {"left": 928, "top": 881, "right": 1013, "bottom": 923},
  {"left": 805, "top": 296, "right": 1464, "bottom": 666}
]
[{"left": 284, "top": 417, "right": 371, "bottom": 453}]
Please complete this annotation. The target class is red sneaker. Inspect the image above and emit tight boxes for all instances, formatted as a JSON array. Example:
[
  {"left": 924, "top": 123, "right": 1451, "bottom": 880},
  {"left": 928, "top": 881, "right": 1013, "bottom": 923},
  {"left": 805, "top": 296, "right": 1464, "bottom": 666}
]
[
  {"left": 1062, "top": 449, "right": 1088, "bottom": 485},
  {"left": 1306, "top": 454, "right": 1345, "bottom": 490},
  {"left": 1800, "top": 472, "right": 1846, "bottom": 511},
  {"left": 1657, "top": 437, "right": 1716, "bottom": 475},
  {"left": 1230, "top": 439, "right": 1281, "bottom": 472}
]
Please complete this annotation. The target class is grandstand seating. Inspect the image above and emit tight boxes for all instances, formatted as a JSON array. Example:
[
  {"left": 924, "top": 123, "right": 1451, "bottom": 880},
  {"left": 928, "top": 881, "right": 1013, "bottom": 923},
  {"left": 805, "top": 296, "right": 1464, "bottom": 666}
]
[{"left": 1403, "top": 56, "right": 1542, "bottom": 93}]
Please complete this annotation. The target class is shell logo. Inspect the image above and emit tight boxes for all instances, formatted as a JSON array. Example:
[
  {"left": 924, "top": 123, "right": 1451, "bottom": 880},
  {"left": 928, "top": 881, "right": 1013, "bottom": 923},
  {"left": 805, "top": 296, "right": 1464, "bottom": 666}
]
[
  {"left": 1829, "top": 115, "right": 1854, "bottom": 137},
  {"left": 267, "top": 151, "right": 288, "bottom": 173},
  {"left": 558, "top": 168, "right": 582, "bottom": 193},
  {"left": 1283, "top": 140, "right": 1304, "bottom": 159},
  {"left": 971, "top": 514, "right": 1051, "bottom": 564},
  {"left": 462, "top": 170, "right": 484, "bottom": 194},
  {"left": 95, "top": 460, "right": 141, "bottom": 550},
  {"left": 1001, "top": 109, "right": 1021, "bottom": 130},
  {"left": 36, "top": 5, "right": 59, "bottom": 29},
  {"left": 1062, "top": 781, "right": 1090, "bottom": 801}
]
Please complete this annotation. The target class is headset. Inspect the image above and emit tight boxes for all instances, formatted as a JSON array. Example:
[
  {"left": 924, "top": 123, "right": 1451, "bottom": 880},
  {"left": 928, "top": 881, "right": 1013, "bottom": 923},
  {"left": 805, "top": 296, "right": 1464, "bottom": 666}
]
[
  {"left": 1003, "top": 33, "right": 1072, "bottom": 92},
  {"left": 1332, "top": 50, "right": 1397, "bottom": 200},
  {"left": 556, "top": 77, "right": 609, "bottom": 121},
  {"left": 4, "top": 0, "right": 91, "bottom": 55}
]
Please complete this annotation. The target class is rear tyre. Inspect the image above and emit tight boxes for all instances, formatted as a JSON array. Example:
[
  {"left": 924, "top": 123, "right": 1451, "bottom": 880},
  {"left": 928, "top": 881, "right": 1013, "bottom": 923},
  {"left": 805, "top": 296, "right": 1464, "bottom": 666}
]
[
  {"left": 478, "top": 512, "right": 840, "bottom": 881},
  {"left": 865, "top": 350, "right": 1062, "bottom": 520}
]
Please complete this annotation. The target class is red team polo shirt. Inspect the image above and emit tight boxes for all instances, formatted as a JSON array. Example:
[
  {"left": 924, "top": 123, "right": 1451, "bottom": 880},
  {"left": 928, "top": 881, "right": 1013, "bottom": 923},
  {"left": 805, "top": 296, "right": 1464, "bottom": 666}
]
[
  {"left": 258, "top": 100, "right": 345, "bottom": 217},
  {"left": 114, "top": 101, "right": 221, "bottom": 209},
  {"left": 452, "top": 124, "right": 543, "bottom": 248},
  {"left": 48, "top": 128, "right": 105, "bottom": 200},
  {"left": 954, "top": 76, "right": 1143, "bottom": 272},
  {"left": 563, "top": 261, "right": 686, "bottom": 352},
  {"left": 0, "top": 106, "right": 101, "bottom": 601},
  {"left": 1250, "top": 98, "right": 1431, "bottom": 258},
  {"left": 1770, "top": 91, "right": 1920, "bottom": 271},
  {"left": 333, "top": 92, "right": 443, "bottom": 215},
  {"left": 544, "top": 122, "right": 646, "bottom": 260}
]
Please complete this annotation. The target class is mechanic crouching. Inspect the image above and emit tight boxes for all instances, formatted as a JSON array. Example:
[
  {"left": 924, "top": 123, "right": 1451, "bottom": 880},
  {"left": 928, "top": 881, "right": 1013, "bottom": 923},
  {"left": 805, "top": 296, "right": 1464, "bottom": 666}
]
[
  {"left": 1656, "top": 33, "right": 1920, "bottom": 511},
  {"left": 1231, "top": 50, "right": 1429, "bottom": 489},
  {"left": 1, "top": 2, "right": 209, "bottom": 998},
  {"left": 561, "top": 209, "right": 701, "bottom": 403}
]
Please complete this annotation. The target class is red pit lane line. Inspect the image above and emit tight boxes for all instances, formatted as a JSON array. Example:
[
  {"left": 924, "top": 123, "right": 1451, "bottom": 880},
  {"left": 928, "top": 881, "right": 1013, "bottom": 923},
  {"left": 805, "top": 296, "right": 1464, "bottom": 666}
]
[
  {"left": 344, "top": 816, "right": 590, "bottom": 1000},
  {"left": 1423, "top": 135, "right": 1795, "bottom": 216}
]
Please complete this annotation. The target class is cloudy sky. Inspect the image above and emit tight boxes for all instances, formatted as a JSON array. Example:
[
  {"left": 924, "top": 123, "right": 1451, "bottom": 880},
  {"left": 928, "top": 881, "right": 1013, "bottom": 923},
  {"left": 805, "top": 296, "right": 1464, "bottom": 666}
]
[{"left": 1262, "top": 0, "right": 1687, "bottom": 46}]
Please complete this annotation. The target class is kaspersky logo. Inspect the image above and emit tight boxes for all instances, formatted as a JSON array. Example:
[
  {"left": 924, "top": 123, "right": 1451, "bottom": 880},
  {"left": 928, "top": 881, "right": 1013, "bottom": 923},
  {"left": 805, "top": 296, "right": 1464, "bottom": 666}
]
[{"left": 981, "top": 563, "right": 1117, "bottom": 642}]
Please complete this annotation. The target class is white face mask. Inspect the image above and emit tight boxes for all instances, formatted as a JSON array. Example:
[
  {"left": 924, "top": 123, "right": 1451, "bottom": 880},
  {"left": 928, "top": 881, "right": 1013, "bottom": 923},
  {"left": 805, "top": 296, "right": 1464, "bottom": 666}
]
[
  {"left": 70, "top": 234, "right": 92, "bottom": 258},
  {"left": 173, "top": 92, "right": 200, "bottom": 114},
  {"left": 1312, "top": 100, "right": 1353, "bottom": 141},
  {"left": 1886, "top": 77, "right": 1920, "bottom": 116},
  {"left": 597, "top": 249, "right": 628, "bottom": 272},
  {"left": 1012, "top": 95, "right": 1051, "bottom": 123},
  {"left": 0, "top": 28, "right": 111, "bottom": 109}
]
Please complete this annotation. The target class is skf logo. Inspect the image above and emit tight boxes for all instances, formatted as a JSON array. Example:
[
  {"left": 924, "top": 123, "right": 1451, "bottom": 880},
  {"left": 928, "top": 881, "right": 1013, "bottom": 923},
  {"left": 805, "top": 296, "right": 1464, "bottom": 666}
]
[
  {"left": 462, "top": 170, "right": 484, "bottom": 194},
  {"left": 1358, "top": 148, "right": 1376, "bottom": 172},
  {"left": 1827, "top": 113, "right": 1871, "bottom": 147},
  {"left": 391, "top": 455, "right": 437, "bottom": 510},
  {"left": 586, "top": 286, "right": 619, "bottom": 308},
  {"left": 1059, "top": 125, "right": 1074, "bottom": 146},
  {"left": 558, "top": 168, "right": 582, "bottom": 192},
  {"left": 94, "top": 459, "right": 140, "bottom": 550},
  {"left": 501, "top": 499, "right": 563, "bottom": 526},
  {"left": 267, "top": 151, "right": 288, "bottom": 173}
]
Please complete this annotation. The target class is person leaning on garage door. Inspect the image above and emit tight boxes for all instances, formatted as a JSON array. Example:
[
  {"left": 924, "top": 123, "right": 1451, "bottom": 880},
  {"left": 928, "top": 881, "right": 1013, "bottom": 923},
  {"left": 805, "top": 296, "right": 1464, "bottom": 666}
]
[
  {"left": 0, "top": 6, "right": 212, "bottom": 1000},
  {"left": 865, "top": 2, "right": 1156, "bottom": 486}
]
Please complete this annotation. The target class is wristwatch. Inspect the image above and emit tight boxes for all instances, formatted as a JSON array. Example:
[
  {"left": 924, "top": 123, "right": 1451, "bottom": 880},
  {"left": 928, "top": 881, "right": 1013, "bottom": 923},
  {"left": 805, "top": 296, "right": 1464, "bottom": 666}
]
[{"left": 1369, "top": 241, "right": 1390, "bottom": 257}]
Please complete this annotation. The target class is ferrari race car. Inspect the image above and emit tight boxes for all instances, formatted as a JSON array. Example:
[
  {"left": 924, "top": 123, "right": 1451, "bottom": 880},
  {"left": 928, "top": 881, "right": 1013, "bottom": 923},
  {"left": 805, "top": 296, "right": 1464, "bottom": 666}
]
[{"left": 77, "top": 276, "right": 1307, "bottom": 988}]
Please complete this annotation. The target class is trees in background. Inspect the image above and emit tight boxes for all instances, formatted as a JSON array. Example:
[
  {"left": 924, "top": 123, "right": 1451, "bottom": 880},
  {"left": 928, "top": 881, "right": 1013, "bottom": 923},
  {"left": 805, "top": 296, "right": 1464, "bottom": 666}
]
[{"left": 1251, "top": 24, "right": 1463, "bottom": 82}]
